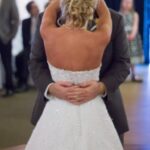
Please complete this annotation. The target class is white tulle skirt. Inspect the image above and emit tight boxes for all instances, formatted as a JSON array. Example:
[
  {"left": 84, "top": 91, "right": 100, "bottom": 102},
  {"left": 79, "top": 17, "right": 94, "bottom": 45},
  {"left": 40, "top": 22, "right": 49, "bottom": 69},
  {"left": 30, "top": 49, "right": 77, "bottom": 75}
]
[{"left": 25, "top": 96, "right": 123, "bottom": 150}]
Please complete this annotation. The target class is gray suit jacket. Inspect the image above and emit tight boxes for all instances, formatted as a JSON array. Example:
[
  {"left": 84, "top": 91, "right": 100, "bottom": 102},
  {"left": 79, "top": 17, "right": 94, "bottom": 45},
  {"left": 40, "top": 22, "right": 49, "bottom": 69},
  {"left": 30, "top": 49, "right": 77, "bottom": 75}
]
[
  {"left": 29, "top": 9, "right": 130, "bottom": 134},
  {"left": 0, "top": 0, "right": 19, "bottom": 44}
]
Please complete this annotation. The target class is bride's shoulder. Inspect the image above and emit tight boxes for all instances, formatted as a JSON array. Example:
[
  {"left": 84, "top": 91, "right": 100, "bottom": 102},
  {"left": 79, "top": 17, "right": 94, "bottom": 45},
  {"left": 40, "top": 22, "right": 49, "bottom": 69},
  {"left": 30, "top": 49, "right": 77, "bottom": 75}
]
[{"left": 40, "top": 26, "right": 62, "bottom": 40}]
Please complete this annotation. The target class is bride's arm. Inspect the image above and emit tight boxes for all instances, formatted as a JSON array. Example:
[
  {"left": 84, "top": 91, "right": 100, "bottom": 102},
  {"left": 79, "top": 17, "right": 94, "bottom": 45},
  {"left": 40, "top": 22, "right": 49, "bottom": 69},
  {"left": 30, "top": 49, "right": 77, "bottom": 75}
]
[
  {"left": 96, "top": 0, "right": 112, "bottom": 42},
  {"left": 40, "top": 0, "right": 60, "bottom": 36}
]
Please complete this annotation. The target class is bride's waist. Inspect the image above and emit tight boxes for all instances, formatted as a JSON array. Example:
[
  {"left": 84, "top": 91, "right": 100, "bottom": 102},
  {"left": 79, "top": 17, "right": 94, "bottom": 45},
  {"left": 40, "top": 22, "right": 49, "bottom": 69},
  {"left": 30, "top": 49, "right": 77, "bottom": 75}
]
[
  {"left": 44, "top": 96, "right": 108, "bottom": 116},
  {"left": 47, "top": 95, "right": 104, "bottom": 107}
]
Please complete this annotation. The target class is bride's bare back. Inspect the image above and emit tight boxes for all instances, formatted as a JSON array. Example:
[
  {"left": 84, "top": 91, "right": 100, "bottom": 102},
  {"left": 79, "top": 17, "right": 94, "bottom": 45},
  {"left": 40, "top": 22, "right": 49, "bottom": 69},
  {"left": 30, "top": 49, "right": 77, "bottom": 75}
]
[
  {"left": 40, "top": 0, "right": 112, "bottom": 71},
  {"left": 43, "top": 27, "right": 105, "bottom": 71}
]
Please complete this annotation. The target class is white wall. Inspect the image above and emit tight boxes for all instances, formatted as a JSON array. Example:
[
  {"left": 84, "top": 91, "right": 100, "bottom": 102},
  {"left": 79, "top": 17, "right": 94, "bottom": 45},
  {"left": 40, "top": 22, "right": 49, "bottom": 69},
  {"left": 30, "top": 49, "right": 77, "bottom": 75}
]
[{"left": 13, "top": 0, "right": 48, "bottom": 55}]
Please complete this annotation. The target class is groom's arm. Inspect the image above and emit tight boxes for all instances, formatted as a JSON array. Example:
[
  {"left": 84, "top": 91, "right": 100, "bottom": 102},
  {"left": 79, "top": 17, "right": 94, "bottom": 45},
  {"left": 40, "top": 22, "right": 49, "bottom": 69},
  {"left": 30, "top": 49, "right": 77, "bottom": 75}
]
[
  {"left": 100, "top": 14, "right": 130, "bottom": 93},
  {"left": 29, "top": 13, "right": 53, "bottom": 96},
  {"left": 80, "top": 12, "right": 130, "bottom": 98}
]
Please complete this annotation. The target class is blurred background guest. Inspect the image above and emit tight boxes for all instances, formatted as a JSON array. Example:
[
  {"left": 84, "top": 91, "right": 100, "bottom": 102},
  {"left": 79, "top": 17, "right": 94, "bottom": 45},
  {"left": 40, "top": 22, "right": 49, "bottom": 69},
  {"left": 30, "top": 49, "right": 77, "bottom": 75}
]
[
  {"left": 0, "top": 0, "right": 19, "bottom": 97},
  {"left": 120, "top": 0, "right": 144, "bottom": 82},
  {"left": 15, "top": 1, "right": 39, "bottom": 92},
  {"left": 44, "top": 1, "right": 50, "bottom": 9},
  {"left": 0, "top": 57, "right": 3, "bottom": 90}
]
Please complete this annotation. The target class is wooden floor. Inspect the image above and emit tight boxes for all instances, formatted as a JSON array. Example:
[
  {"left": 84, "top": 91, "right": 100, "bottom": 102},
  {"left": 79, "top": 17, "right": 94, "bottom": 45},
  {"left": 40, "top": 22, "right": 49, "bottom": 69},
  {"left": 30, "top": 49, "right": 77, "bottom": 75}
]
[
  {"left": 123, "top": 65, "right": 150, "bottom": 149},
  {"left": 1, "top": 65, "right": 150, "bottom": 150},
  {"left": 3, "top": 145, "right": 150, "bottom": 150},
  {"left": 3, "top": 144, "right": 150, "bottom": 150}
]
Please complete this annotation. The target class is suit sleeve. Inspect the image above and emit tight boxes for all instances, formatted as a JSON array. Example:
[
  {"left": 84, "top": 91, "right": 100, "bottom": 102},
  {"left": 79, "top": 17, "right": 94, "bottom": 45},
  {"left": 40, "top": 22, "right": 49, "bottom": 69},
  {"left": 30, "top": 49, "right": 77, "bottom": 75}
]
[
  {"left": 22, "top": 20, "right": 28, "bottom": 49},
  {"left": 9, "top": 0, "right": 19, "bottom": 39},
  {"left": 22, "top": 20, "right": 30, "bottom": 49},
  {"left": 101, "top": 16, "right": 130, "bottom": 93},
  {"left": 29, "top": 14, "right": 53, "bottom": 96}
]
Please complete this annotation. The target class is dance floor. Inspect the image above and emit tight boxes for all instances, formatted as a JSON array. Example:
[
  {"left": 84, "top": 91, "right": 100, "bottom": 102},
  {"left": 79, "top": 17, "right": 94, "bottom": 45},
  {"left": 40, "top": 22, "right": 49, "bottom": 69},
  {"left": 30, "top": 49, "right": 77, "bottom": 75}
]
[{"left": 0, "top": 65, "right": 150, "bottom": 150}]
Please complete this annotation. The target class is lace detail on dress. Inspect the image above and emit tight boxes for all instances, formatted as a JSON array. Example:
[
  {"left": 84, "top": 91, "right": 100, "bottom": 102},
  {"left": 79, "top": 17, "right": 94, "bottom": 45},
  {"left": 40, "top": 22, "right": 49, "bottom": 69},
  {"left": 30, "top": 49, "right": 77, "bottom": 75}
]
[{"left": 48, "top": 63, "right": 101, "bottom": 84}]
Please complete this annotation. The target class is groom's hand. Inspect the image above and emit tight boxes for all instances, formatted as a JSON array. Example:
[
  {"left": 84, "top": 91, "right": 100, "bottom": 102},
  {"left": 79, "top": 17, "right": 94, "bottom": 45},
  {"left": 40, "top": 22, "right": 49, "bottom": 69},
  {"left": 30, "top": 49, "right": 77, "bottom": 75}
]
[
  {"left": 48, "top": 81, "right": 106, "bottom": 105},
  {"left": 67, "top": 81, "right": 106, "bottom": 105},
  {"left": 48, "top": 81, "right": 79, "bottom": 101}
]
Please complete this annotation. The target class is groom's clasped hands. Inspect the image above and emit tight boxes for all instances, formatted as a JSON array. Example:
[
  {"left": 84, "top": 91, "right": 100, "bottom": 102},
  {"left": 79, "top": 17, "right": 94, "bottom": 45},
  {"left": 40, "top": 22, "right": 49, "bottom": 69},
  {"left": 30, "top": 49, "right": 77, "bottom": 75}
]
[{"left": 48, "top": 81, "right": 106, "bottom": 105}]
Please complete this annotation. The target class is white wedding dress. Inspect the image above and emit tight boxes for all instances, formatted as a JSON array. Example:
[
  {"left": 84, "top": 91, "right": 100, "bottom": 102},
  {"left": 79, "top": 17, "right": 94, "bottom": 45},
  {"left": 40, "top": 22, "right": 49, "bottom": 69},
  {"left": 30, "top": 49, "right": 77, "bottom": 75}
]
[{"left": 25, "top": 63, "right": 123, "bottom": 150}]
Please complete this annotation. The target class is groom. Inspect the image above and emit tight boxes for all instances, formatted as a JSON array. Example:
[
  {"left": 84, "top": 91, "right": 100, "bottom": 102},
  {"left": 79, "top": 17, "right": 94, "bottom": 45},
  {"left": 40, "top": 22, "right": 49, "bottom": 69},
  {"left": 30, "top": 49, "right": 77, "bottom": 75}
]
[{"left": 29, "top": 2, "right": 130, "bottom": 145}]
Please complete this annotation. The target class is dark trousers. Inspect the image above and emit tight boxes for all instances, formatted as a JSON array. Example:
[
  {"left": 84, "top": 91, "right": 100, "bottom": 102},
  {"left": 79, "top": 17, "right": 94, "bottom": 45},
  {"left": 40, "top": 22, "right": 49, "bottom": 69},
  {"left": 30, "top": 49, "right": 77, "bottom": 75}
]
[
  {"left": 15, "top": 49, "right": 30, "bottom": 86},
  {"left": 0, "top": 39, "right": 13, "bottom": 90}
]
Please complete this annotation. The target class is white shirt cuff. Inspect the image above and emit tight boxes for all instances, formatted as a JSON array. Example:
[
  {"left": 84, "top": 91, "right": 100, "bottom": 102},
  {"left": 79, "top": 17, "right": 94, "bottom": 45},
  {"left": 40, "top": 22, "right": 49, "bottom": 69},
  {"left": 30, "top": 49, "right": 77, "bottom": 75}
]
[{"left": 44, "top": 83, "right": 54, "bottom": 100}]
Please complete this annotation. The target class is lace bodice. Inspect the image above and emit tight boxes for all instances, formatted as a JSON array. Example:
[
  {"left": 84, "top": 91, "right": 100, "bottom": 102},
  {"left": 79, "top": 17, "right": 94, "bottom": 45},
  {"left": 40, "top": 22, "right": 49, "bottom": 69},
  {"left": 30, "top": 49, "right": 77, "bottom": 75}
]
[{"left": 48, "top": 63, "right": 101, "bottom": 84}]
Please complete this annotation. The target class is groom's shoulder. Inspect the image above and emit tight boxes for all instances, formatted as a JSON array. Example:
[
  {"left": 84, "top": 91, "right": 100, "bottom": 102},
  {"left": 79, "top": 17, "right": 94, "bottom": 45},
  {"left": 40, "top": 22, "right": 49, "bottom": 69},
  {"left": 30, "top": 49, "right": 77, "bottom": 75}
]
[{"left": 109, "top": 9, "right": 123, "bottom": 22}]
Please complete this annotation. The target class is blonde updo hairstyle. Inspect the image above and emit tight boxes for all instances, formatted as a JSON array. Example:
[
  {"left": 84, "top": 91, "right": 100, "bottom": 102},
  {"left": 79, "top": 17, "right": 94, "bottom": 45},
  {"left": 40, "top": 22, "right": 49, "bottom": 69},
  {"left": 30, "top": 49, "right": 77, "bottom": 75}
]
[{"left": 60, "top": 0, "right": 98, "bottom": 28}]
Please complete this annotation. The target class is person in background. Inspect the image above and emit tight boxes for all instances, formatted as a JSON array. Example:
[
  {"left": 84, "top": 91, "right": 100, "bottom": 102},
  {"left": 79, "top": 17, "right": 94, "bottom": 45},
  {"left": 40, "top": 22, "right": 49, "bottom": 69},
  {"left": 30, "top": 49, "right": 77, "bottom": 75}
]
[
  {"left": 120, "top": 0, "right": 144, "bottom": 82},
  {"left": 0, "top": 57, "right": 3, "bottom": 90},
  {"left": 15, "top": 1, "right": 39, "bottom": 92},
  {"left": 0, "top": 0, "right": 19, "bottom": 97}
]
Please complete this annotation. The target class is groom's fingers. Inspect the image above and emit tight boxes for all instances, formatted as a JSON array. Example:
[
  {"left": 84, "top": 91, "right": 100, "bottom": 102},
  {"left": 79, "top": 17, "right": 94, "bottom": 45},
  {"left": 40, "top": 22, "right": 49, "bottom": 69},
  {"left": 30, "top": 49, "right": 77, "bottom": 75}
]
[
  {"left": 66, "top": 87, "right": 85, "bottom": 96},
  {"left": 78, "top": 80, "right": 97, "bottom": 88},
  {"left": 67, "top": 91, "right": 86, "bottom": 100},
  {"left": 67, "top": 94, "right": 89, "bottom": 103},
  {"left": 67, "top": 91, "right": 83, "bottom": 97},
  {"left": 57, "top": 81, "right": 73, "bottom": 87},
  {"left": 67, "top": 93, "right": 93, "bottom": 104}
]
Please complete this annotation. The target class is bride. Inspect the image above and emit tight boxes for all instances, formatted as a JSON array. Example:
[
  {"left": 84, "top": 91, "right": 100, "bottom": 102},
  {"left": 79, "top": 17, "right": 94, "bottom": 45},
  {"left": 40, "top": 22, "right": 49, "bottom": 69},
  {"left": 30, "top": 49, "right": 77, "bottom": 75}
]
[{"left": 25, "top": 0, "right": 123, "bottom": 149}]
